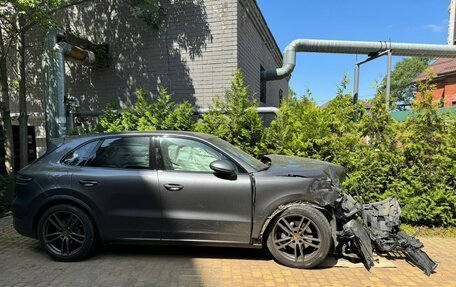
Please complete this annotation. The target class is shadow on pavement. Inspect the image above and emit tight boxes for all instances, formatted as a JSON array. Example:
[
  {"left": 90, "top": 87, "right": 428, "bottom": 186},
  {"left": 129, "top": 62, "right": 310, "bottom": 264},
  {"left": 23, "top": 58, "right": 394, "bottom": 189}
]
[{"left": 96, "top": 243, "right": 272, "bottom": 261}]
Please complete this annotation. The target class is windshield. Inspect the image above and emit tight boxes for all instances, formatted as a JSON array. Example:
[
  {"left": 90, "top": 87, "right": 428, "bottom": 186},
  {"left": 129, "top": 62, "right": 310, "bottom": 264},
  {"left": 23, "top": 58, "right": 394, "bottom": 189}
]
[{"left": 209, "top": 137, "right": 268, "bottom": 171}]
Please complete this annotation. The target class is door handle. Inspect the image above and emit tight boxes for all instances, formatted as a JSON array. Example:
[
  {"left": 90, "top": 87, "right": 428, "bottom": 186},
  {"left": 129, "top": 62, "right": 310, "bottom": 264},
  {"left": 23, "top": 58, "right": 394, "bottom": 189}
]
[
  {"left": 164, "top": 184, "right": 183, "bottom": 191},
  {"left": 79, "top": 179, "right": 98, "bottom": 187}
]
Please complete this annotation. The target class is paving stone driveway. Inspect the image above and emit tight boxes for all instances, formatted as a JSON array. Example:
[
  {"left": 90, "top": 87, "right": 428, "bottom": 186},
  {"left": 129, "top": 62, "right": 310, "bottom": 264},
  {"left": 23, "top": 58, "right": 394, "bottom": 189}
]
[{"left": 0, "top": 216, "right": 455, "bottom": 287}]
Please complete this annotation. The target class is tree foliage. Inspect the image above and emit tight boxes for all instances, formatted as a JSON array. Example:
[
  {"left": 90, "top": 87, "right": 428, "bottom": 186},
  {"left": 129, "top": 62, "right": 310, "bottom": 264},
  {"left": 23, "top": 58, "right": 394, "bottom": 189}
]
[
  {"left": 96, "top": 87, "right": 196, "bottom": 133},
  {"left": 129, "top": 0, "right": 163, "bottom": 28},
  {"left": 379, "top": 56, "right": 431, "bottom": 111},
  {"left": 195, "top": 69, "right": 264, "bottom": 157},
  {"left": 89, "top": 70, "right": 455, "bottom": 227}
]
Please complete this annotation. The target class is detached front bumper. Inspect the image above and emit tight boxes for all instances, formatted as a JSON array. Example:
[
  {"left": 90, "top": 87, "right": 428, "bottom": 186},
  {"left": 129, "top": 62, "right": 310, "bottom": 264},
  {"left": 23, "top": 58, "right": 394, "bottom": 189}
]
[{"left": 334, "top": 195, "right": 438, "bottom": 276}]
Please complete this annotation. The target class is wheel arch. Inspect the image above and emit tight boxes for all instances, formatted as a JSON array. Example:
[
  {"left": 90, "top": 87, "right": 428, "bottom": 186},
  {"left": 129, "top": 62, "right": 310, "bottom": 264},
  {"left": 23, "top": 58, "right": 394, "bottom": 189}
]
[
  {"left": 258, "top": 201, "right": 334, "bottom": 246},
  {"left": 32, "top": 194, "right": 103, "bottom": 240}
]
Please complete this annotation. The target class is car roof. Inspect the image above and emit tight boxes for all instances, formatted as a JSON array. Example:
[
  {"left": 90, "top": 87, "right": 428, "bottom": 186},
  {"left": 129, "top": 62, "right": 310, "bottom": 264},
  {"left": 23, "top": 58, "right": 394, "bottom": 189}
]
[{"left": 63, "top": 130, "right": 216, "bottom": 143}]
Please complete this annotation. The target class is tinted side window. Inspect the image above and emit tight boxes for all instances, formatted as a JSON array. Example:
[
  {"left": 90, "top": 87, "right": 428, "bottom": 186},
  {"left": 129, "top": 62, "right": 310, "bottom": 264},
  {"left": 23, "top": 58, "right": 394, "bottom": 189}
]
[
  {"left": 88, "top": 137, "right": 150, "bottom": 169},
  {"left": 159, "top": 137, "right": 231, "bottom": 173},
  {"left": 62, "top": 141, "right": 99, "bottom": 166}
]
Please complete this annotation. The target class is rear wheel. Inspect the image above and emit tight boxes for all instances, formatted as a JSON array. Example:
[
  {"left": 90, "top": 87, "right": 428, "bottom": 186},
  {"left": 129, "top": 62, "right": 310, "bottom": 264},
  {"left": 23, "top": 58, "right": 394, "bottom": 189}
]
[
  {"left": 37, "top": 204, "right": 95, "bottom": 261},
  {"left": 266, "top": 206, "right": 331, "bottom": 268}
]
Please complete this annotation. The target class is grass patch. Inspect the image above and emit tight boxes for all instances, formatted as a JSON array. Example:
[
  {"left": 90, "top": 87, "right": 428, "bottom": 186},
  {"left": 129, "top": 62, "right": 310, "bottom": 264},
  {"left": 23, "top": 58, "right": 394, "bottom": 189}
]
[{"left": 401, "top": 224, "right": 456, "bottom": 237}]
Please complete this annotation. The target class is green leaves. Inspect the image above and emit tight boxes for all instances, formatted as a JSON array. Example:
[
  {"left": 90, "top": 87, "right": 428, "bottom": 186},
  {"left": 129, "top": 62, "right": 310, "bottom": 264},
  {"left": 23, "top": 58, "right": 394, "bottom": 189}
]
[
  {"left": 92, "top": 71, "right": 455, "bottom": 227},
  {"left": 195, "top": 69, "right": 264, "bottom": 157},
  {"left": 128, "top": 0, "right": 162, "bottom": 28},
  {"left": 263, "top": 76, "right": 455, "bottom": 227},
  {"left": 379, "top": 56, "right": 431, "bottom": 110},
  {"left": 96, "top": 87, "right": 196, "bottom": 133}
]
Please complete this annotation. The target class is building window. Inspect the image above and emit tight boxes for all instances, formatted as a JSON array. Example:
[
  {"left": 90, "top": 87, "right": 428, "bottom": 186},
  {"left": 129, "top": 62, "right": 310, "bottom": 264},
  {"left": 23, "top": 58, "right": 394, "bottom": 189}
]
[
  {"left": 452, "top": 101, "right": 456, "bottom": 106},
  {"left": 260, "top": 66, "right": 266, "bottom": 104},
  {"left": 279, "top": 89, "right": 283, "bottom": 103}
]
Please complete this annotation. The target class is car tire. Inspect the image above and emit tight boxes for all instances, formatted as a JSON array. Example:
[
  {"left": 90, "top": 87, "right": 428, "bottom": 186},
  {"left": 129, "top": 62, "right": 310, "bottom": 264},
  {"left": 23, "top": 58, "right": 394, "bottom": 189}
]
[
  {"left": 266, "top": 206, "right": 331, "bottom": 269},
  {"left": 37, "top": 204, "right": 95, "bottom": 261}
]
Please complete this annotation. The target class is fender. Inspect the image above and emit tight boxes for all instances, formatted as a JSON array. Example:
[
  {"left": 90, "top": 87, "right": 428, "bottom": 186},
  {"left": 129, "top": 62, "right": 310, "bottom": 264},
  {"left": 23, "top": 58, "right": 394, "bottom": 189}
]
[
  {"left": 32, "top": 193, "right": 104, "bottom": 239},
  {"left": 257, "top": 201, "right": 336, "bottom": 245}
]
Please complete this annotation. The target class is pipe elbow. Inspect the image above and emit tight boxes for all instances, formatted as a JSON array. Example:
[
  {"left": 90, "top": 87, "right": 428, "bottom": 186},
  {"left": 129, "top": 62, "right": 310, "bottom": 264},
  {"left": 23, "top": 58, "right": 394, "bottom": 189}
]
[{"left": 261, "top": 63, "right": 295, "bottom": 81}]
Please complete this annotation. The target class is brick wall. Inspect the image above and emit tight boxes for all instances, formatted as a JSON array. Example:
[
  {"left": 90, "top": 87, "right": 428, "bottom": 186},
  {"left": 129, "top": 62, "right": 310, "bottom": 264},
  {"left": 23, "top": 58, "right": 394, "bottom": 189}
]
[
  {"left": 237, "top": 0, "right": 287, "bottom": 107},
  {"left": 440, "top": 75, "right": 456, "bottom": 107},
  {"left": 59, "top": 0, "right": 238, "bottom": 109},
  {"left": 14, "top": 0, "right": 286, "bottom": 156},
  {"left": 419, "top": 75, "right": 456, "bottom": 107}
]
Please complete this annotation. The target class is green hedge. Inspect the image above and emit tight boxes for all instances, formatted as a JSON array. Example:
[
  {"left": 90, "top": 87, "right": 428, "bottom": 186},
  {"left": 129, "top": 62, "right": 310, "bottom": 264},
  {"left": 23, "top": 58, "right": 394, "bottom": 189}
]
[{"left": 82, "top": 71, "right": 456, "bottom": 227}]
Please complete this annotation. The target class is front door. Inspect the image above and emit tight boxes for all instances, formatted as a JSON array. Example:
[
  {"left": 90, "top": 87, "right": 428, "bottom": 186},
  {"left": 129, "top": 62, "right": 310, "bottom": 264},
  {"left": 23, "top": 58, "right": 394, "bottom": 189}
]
[{"left": 156, "top": 136, "right": 252, "bottom": 244}]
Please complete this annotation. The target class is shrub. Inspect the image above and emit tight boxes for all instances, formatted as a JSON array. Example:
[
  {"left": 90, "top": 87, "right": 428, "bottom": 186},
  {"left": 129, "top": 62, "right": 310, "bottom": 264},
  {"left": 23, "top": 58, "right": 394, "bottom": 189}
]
[
  {"left": 195, "top": 69, "right": 264, "bottom": 157},
  {"left": 92, "top": 71, "right": 455, "bottom": 227},
  {"left": 388, "top": 79, "right": 456, "bottom": 226},
  {"left": 96, "top": 87, "right": 196, "bottom": 132}
]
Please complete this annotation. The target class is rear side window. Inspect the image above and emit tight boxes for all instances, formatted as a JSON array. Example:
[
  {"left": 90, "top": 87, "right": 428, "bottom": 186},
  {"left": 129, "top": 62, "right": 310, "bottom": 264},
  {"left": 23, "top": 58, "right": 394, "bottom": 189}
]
[
  {"left": 62, "top": 141, "right": 99, "bottom": 166},
  {"left": 87, "top": 137, "right": 150, "bottom": 169}
]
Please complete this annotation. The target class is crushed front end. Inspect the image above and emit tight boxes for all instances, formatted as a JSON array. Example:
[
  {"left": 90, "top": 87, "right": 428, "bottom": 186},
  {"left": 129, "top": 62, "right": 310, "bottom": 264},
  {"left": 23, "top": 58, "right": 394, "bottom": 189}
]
[
  {"left": 334, "top": 195, "right": 438, "bottom": 276},
  {"left": 260, "top": 154, "right": 438, "bottom": 275}
]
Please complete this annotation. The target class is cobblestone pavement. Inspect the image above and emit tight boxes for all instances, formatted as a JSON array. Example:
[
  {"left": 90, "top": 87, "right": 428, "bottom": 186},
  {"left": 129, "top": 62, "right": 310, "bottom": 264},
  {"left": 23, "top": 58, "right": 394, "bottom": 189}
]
[{"left": 1, "top": 216, "right": 455, "bottom": 287}]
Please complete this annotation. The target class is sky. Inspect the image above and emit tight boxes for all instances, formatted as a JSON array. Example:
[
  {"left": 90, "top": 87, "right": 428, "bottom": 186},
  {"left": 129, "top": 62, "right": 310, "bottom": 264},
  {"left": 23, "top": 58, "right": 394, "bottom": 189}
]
[{"left": 257, "top": 0, "right": 451, "bottom": 105}]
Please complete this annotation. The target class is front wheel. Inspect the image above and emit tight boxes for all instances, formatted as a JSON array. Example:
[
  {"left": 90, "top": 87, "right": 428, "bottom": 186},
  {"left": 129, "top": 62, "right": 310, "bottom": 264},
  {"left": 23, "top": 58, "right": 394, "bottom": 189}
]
[
  {"left": 37, "top": 204, "right": 95, "bottom": 261},
  {"left": 266, "top": 206, "right": 331, "bottom": 268}
]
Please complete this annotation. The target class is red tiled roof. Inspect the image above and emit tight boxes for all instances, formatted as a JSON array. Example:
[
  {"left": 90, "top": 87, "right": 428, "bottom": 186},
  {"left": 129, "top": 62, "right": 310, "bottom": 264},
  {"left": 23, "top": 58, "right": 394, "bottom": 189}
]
[{"left": 415, "top": 58, "right": 456, "bottom": 81}]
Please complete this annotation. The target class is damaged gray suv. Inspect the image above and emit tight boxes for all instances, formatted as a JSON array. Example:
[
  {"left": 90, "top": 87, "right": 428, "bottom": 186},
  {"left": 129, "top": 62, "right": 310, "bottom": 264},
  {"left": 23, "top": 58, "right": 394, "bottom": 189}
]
[{"left": 13, "top": 131, "right": 437, "bottom": 275}]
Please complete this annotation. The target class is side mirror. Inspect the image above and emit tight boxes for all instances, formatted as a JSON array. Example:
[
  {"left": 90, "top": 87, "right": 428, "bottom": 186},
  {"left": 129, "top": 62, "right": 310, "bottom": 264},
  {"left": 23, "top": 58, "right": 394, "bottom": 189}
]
[{"left": 210, "top": 159, "right": 236, "bottom": 176}]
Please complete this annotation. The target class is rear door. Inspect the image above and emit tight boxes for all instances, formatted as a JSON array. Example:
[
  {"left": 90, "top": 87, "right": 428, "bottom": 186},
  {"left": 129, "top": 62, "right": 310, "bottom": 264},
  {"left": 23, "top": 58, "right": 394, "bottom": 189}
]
[
  {"left": 155, "top": 136, "right": 252, "bottom": 244},
  {"left": 68, "top": 136, "right": 161, "bottom": 240}
]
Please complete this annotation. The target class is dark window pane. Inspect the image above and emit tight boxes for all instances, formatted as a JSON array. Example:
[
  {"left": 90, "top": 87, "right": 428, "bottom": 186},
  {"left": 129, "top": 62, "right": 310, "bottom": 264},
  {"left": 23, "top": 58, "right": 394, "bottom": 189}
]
[
  {"left": 159, "top": 138, "right": 228, "bottom": 172},
  {"left": 88, "top": 137, "right": 150, "bottom": 169},
  {"left": 62, "top": 141, "right": 99, "bottom": 166}
]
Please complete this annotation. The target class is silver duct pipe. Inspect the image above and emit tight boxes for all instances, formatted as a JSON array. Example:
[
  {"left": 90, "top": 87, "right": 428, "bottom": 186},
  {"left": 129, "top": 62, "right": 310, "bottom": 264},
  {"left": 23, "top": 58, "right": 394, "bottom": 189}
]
[
  {"left": 43, "top": 29, "right": 65, "bottom": 141},
  {"left": 195, "top": 106, "right": 278, "bottom": 116},
  {"left": 77, "top": 107, "right": 279, "bottom": 117},
  {"left": 262, "top": 39, "right": 456, "bottom": 81},
  {"left": 43, "top": 28, "right": 96, "bottom": 142}
]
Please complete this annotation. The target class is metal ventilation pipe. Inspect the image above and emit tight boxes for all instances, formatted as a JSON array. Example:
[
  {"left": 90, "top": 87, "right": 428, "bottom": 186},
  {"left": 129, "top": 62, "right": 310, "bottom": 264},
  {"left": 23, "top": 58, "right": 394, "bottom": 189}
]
[
  {"left": 262, "top": 39, "right": 456, "bottom": 81},
  {"left": 43, "top": 28, "right": 96, "bottom": 142},
  {"left": 195, "top": 107, "right": 279, "bottom": 116}
]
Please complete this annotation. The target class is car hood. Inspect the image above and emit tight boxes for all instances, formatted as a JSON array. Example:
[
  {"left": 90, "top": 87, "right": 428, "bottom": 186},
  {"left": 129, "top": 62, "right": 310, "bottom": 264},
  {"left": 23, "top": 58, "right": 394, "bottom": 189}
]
[{"left": 261, "top": 154, "right": 345, "bottom": 187}]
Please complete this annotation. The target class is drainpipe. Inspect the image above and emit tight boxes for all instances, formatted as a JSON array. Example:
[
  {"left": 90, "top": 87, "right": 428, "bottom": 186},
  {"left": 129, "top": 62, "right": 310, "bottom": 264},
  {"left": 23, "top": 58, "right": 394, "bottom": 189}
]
[
  {"left": 43, "top": 28, "right": 96, "bottom": 142},
  {"left": 262, "top": 39, "right": 456, "bottom": 81}
]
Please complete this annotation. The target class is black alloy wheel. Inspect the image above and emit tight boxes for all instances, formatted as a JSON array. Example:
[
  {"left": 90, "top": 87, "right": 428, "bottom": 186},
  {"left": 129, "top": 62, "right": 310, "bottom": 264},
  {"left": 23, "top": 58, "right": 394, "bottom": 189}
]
[
  {"left": 267, "top": 206, "right": 331, "bottom": 268},
  {"left": 38, "top": 204, "right": 95, "bottom": 261}
]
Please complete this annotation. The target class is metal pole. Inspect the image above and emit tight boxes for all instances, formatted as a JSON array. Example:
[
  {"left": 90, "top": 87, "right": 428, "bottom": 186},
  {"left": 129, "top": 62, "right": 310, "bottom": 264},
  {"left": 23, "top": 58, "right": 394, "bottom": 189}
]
[
  {"left": 353, "top": 64, "right": 360, "bottom": 105},
  {"left": 352, "top": 50, "right": 390, "bottom": 121},
  {"left": 353, "top": 64, "right": 360, "bottom": 121},
  {"left": 386, "top": 49, "right": 392, "bottom": 110}
]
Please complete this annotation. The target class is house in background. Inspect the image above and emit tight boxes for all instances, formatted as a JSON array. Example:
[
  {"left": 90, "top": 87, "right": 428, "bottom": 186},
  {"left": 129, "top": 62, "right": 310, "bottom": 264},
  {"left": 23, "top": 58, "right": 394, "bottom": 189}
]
[
  {"left": 414, "top": 58, "right": 456, "bottom": 107},
  {"left": 10, "top": 0, "right": 287, "bottom": 158},
  {"left": 390, "top": 58, "right": 456, "bottom": 122}
]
